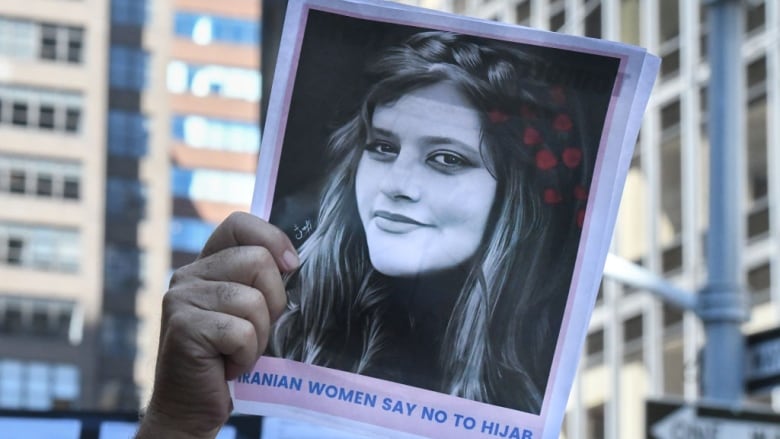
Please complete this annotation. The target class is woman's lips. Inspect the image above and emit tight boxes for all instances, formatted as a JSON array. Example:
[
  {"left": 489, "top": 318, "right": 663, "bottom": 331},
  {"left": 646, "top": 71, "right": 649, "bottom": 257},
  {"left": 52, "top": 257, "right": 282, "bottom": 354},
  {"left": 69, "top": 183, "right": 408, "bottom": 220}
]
[
  {"left": 372, "top": 210, "right": 430, "bottom": 233},
  {"left": 374, "top": 210, "right": 427, "bottom": 225}
]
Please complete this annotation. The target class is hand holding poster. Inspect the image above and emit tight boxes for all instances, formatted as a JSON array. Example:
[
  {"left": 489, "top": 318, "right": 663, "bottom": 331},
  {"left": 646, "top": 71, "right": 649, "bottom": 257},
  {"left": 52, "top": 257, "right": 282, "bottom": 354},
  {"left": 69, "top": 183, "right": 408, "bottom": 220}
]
[{"left": 234, "top": 1, "right": 660, "bottom": 437}]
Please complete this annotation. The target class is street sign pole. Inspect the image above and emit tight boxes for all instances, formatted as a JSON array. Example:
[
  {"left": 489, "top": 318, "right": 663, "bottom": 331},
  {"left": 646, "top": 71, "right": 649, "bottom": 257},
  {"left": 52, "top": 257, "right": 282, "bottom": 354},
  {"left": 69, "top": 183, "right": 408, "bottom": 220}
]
[{"left": 701, "top": 0, "right": 747, "bottom": 405}]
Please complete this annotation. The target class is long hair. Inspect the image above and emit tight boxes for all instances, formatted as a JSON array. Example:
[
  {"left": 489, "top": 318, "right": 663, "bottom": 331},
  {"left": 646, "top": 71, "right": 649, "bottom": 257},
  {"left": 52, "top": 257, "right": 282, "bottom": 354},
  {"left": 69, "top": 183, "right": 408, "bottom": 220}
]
[{"left": 272, "top": 31, "right": 592, "bottom": 413}]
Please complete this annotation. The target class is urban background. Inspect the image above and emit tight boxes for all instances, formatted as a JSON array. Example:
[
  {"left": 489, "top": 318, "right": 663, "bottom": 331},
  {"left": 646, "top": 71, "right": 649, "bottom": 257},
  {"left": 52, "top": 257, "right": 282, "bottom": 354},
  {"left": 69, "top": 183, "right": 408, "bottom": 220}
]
[{"left": 0, "top": 0, "right": 777, "bottom": 438}]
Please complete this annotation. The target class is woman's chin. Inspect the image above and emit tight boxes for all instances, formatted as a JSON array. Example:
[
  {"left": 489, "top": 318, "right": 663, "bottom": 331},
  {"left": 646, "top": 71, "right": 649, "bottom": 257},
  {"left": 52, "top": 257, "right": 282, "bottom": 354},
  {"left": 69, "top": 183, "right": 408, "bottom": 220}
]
[{"left": 368, "top": 254, "right": 464, "bottom": 278}]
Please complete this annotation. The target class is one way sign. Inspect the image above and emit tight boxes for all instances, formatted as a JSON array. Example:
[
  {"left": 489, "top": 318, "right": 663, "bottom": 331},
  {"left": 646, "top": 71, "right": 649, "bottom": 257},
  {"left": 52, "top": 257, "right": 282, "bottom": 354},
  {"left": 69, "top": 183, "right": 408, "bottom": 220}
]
[{"left": 646, "top": 399, "right": 780, "bottom": 439}]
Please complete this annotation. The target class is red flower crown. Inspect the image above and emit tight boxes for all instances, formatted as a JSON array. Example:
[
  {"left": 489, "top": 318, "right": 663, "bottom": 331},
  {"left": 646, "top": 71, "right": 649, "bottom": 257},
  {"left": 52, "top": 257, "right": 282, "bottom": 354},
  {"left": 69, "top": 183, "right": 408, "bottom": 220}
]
[{"left": 488, "top": 85, "right": 589, "bottom": 228}]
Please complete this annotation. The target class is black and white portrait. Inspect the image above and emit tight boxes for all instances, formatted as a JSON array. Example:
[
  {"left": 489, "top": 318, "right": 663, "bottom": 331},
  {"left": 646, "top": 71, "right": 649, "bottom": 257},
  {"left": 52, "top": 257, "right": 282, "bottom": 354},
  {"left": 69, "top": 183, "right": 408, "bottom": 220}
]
[{"left": 264, "top": 9, "right": 620, "bottom": 415}]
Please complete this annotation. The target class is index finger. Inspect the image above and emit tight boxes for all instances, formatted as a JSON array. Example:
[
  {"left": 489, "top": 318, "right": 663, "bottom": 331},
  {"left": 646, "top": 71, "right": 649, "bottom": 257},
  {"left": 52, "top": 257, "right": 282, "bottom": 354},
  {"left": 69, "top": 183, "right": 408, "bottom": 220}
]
[{"left": 200, "top": 212, "right": 299, "bottom": 272}]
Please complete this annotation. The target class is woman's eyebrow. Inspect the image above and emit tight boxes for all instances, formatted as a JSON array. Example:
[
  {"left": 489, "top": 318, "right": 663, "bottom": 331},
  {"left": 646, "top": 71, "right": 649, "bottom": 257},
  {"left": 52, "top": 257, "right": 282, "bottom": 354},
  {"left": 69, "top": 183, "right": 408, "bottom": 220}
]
[
  {"left": 369, "top": 127, "right": 399, "bottom": 140},
  {"left": 421, "top": 135, "right": 480, "bottom": 152}
]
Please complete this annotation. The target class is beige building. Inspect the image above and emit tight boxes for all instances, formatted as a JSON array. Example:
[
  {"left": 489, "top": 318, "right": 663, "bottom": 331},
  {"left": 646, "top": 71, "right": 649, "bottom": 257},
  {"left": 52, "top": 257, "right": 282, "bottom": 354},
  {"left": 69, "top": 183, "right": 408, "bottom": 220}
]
[
  {"left": 0, "top": 0, "right": 260, "bottom": 411},
  {"left": 0, "top": 0, "right": 108, "bottom": 409}
]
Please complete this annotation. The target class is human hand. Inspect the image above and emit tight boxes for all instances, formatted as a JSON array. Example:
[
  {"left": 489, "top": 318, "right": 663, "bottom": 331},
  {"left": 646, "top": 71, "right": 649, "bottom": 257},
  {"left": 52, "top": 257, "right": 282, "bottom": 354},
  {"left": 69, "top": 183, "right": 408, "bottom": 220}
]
[{"left": 135, "top": 212, "right": 299, "bottom": 439}]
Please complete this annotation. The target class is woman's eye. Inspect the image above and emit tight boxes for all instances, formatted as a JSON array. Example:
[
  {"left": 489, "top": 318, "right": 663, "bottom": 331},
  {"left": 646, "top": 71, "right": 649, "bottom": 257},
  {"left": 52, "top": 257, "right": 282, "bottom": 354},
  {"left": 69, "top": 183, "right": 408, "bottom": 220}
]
[
  {"left": 365, "top": 141, "right": 398, "bottom": 156},
  {"left": 428, "top": 152, "right": 471, "bottom": 169}
]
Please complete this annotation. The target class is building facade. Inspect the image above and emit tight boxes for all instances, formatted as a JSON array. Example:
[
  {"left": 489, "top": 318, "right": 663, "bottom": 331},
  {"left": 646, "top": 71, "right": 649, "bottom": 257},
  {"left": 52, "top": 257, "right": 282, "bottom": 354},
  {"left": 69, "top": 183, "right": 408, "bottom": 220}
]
[
  {"left": 416, "top": 0, "right": 778, "bottom": 438},
  {"left": 0, "top": 0, "right": 260, "bottom": 411},
  {"left": 0, "top": 0, "right": 108, "bottom": 410}
]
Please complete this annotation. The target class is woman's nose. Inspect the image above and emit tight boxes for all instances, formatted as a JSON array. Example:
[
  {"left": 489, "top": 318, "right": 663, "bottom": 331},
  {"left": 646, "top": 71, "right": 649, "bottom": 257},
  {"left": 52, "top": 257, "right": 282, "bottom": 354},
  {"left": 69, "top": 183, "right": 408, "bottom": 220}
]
[{"left": 379, "top": 160, "right": 422, "bottom": 202}]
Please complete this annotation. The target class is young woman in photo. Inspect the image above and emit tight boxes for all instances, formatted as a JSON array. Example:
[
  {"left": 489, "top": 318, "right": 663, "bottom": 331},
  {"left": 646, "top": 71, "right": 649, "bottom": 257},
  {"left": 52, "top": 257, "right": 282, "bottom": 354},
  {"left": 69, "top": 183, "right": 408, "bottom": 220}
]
[{"left": 271, "top": 31, "right": 595, "bottom": 414}]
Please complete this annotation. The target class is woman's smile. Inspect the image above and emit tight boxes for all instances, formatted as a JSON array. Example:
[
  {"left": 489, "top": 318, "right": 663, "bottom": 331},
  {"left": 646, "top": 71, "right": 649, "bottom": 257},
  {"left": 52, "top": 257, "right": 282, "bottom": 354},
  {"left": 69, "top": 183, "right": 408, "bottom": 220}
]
[{"left": 372, "top": 210, "right": 431, "bottom": 233}]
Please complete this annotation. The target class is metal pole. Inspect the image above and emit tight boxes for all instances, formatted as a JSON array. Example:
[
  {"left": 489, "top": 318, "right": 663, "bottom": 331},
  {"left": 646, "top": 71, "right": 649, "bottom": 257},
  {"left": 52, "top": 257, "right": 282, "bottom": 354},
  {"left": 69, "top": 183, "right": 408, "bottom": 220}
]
[
  {"left": 604, "top": 254, "right": 697, "bottom": 311},
  {"left": 700, "top": 0, "right": 747, "bottom": 404}
]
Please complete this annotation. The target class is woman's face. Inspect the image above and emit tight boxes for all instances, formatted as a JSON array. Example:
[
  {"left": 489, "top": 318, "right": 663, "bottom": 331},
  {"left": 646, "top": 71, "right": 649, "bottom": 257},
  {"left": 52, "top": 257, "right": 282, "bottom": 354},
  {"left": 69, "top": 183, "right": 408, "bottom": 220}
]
[{"left": 355, "top": 82, "right": 498, "bottom": 277}]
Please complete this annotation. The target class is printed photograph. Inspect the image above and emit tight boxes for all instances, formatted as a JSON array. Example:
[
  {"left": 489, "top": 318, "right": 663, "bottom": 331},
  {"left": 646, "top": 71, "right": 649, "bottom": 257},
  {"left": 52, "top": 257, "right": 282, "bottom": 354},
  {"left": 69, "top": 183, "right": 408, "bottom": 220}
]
[{"left": 265, "top": 8, "right": 620, "bottom": 414}]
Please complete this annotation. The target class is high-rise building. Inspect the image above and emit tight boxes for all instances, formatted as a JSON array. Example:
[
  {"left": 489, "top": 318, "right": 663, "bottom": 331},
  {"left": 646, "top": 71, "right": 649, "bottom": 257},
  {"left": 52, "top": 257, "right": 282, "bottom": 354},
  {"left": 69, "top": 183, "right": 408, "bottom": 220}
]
[
  {"left": 422, "top": 0, "right": 778, "bottom": 438},
  {"left": 0, "top": 0, "right": 108, "bottom": 410},
  {"left": 166, "top": 0, "right": 260, "bottom": 271},
  {"left": 0, "top": 0, "right": 261, "bottom": 411},
  {"left": 105, "top": 0, "right": 262, "bottom": 409}
]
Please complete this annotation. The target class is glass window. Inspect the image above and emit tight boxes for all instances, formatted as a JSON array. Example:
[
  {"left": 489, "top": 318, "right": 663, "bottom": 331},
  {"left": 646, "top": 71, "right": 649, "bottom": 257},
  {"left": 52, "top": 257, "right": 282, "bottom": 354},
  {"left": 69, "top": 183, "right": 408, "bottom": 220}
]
[
  {"left": 39, "top": 24, "right": 58, "bottom": 60},
  {"left": 36, "top": 174, "right": 53, "bottom": 197},
  {"left": 39, "top": 105, "right": 55, "bottom": 130},
  {"left": 515, "top": 1, "right": 530, "bottom": 26},
  {"left": 0, "top": 154, "right": 82, "bottom": 200},
  {"left": 549, "top": 0, "right": 566, "bottom": 32},
  {"left": 64, "top": 107, "right": 80, "bottom": 133},
  {"left": 0, "top": 359, "right": 80, "bottom": 410},
  {"left": 9, "top": 170, "right": 26, "bottom": 193},
  {"left": 174, "top": 12, "right": 259, "bottom": 46},
  {"left": 108, "top": 110, "right": 149, "bottom": 157},
  {"left": 167, "top": 61, "right": 260, "bottom": 101},
  {"left": 101, "top": 314, "right": 138, "bottom": 357},
  {"left": 12, "top": 102, "right": 28, "bottom": 126},
  {"left": 0, "top": 85, "right": 83, "bottom": 134},
  {"left": 171, "top": 167, "right": 254, "bottom": 205},
  {"left": 111, "top": 0, "right": 150, "bottom": 25},
  {"left": 586, "top": 329, "right": 604, "bottom": 357},
  {"left": 584, "top": 2, "right": 602, "bottom": 38},
  {"left": 110, "top": 45, "right": 149, "bottom": 90},
  {"left": 170, "top": 217, "right": 216, "bottom": 254},
  {"left": 6, "top": 237, "right": 23, "bottom": 264},
  {"left": 104, "top": 245, "right": 144, "bottom": 292},
  {"left": 0, "top": 17, "right": 37, "bottom": 60},
  {"left": 0, "top": 360, "right": 23, "bottom": 408},
  {"left": 106, "top": 177, "right": 146, "bottom": 217},
  {"left": 659, "top": 0, "right": 679, "bottom": 42},
  {"left": 587, "top": 404, "right": 605, "bottom": 439},
  {"left": 0, "top": 297, "right": 74, "bottom": 339},
  {"left": 66, "top": 27, "right": 83, "bottom": 63},
  {"left": 171, "top": 115, "right": 260, "bottom": 153},
  {"left": 746, "top": 0, "right": 765, "bottom": 34},
  {"left": 0, "top": 223, "right": 80, "bottom": 272},
  {"left": 63, "top": 177, "right": 80, "bottom": 200}
]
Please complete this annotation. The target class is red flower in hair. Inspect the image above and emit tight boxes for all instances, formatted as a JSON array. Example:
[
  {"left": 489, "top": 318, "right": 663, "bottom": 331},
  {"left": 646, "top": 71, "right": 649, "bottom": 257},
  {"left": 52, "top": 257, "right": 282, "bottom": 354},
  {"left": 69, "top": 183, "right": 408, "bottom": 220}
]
[
  {"left": 523, "top": 127, "right": 542, "bottom": 146},
  {"left": 544, "top": 188, "right": 562, "bottom": 204},
  {"left": 488, "top": 110, "right": 509, "bottom": 123},
  {"left": 553, "top": 113, "right": 573, "bottom": 132},
  {"left": 574, "top": 185, "right": 588, "bottom": 201},
  {"left": 550, "top": 86, "right": 566, "bottom": 105},
  {"left": 577, "top": 208, "right": 586, "bottom": 227},
  {"left": 535, "top": 149, "right": 558, "bottom": 170},
  {"left": 562, "top": 147, "right": 583, "bottom": 168}
]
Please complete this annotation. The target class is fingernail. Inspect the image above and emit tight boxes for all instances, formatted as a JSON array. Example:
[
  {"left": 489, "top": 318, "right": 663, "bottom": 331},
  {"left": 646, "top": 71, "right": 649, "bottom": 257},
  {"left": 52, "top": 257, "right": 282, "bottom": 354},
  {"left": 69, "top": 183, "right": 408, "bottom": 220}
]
[{"left": 282, "top": 250, "right": 300, "bottom": 271}]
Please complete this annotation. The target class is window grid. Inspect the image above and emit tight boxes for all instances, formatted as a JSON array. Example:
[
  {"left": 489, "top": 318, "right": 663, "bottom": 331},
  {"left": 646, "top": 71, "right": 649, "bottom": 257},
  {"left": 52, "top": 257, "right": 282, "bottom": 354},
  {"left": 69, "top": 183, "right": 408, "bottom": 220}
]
[
  {"left": 0, "top": 154, "right": 81, "bottom": 201},
  {"left": 104, "top": 245, "right": 145, "bottom": 293},
  {"left": 111, "top": 0, "right": 150, "bottom": 26},
  {"left": 101, "top": 314, "right": 138, "bottom": 358},
  {"left": 0, "top": 223, "right": 80, "bottom": 273},
  {"left": 171, "top": 114, "right": 260, "bottom": 154},
  {"left": 0, "top": 85, "right": 82, "bottom": 134},
  {"left": 39, "top": 22, "right": 83, "bottom": 64},
  {"left": 109, "top": 45, "right": 149, "bottom": 90},
  {"left": 106, "top": 177, "right": 146, "bottom": 217},
  {"left": 107, "top": 110, "right": 149, "bottom": 157},
  {"left": 174, "top": 12, "right": 260, "bottom": 46},
  {"left": 0, "top": 295, "right": 75, "bottom": 340},
  {"left": 167, "top": 60, "right": 260, "bottom": 102},
  {"left": 0, "top": 359, "right": 79, "bottom": 410}
]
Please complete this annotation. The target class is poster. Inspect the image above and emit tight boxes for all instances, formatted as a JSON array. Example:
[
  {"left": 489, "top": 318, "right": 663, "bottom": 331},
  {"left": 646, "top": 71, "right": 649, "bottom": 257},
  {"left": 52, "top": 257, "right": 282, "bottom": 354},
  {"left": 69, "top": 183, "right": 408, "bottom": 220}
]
[{"left": 235, "top": 0, "right": 659, "bottom": 437}]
